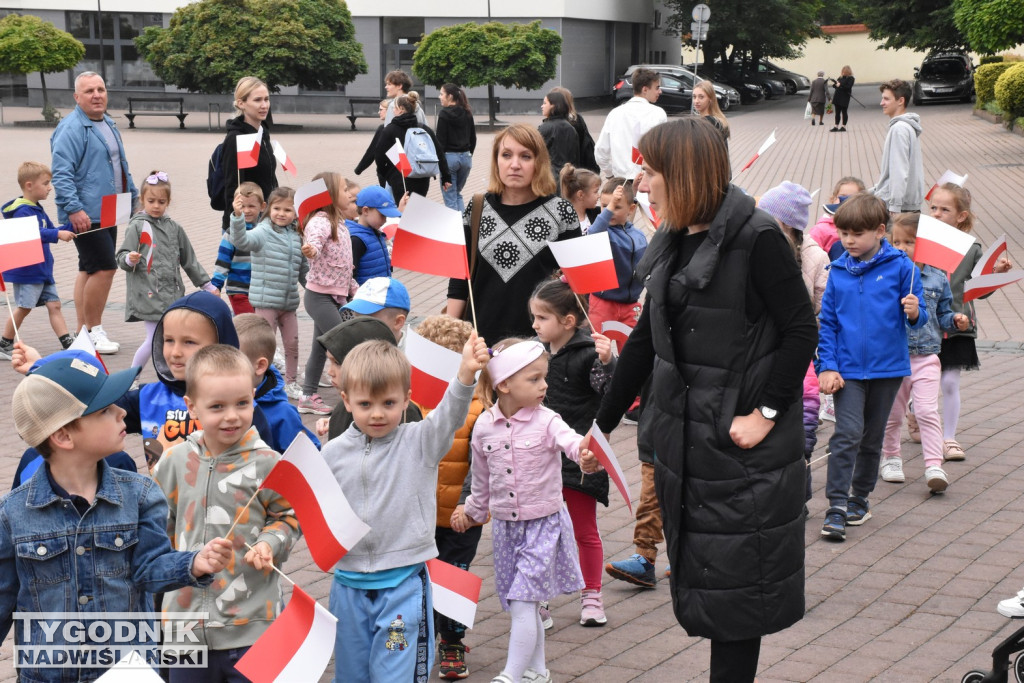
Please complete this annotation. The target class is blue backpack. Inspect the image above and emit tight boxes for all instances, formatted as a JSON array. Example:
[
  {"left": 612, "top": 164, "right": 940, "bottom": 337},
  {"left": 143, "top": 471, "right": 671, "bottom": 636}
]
[
  {"left": 207, "top": 142, "right": 226, "bottom": 211},
  {"left": 403, "top": 128, "right": 440, "bottom": 179}
]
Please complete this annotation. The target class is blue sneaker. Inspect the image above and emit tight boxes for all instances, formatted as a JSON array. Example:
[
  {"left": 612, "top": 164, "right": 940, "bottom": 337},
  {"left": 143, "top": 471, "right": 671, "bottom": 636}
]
[
  {"left": 821, "top": 508, "right": 846, "bottom": 541},
  {"left": 605, "top": 554, "right": 656, "bottom": 588},
  {"left": 846, "top": 496, "right": 871, "bottom": 526}
]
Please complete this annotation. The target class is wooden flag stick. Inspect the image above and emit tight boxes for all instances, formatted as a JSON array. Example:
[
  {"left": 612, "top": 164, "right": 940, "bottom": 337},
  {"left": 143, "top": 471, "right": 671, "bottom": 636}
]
[
  {"left": 467, "top": 283, "right": 479, "bottom": 331},
  {"left": 224, "top": 488, "right": 262, "bottom": 541},
  {"left": 2, "top": 286, "right": 22, "bottom": 343},
  {"left": 575, "top": 293, "right": 596, "bottom": 332},
  {"left": 244, "top": 541, "right": 297, "bottom": 586}
]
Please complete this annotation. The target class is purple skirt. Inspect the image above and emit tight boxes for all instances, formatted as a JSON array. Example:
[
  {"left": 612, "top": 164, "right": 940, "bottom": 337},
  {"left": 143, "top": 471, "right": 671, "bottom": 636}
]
[{"left": 492, "top": 506, "right": 584, "bottom": 611}]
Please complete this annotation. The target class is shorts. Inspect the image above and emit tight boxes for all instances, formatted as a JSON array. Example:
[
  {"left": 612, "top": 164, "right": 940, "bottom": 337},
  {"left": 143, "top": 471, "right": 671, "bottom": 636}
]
[
  {"left": 73, "top": 224, "right": 118, "bottom": 273},
  {"left": 12, "top": 282, "right": 60, "bottom": 309}
]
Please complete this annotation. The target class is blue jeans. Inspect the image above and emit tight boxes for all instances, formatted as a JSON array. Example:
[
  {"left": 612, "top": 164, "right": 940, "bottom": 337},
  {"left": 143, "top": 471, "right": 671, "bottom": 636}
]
[
  {"left": 441, "top": 151, "right": 472, "bottom": 212},
  {"left": 825, "top": 377, "right": 903, "bottom": 511}
]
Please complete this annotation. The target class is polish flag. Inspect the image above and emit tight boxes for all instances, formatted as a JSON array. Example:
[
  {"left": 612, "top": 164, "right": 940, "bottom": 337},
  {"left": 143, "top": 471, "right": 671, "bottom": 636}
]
[
  {"left": 387, "top": 138, "right": 413, "bottom": 177},
  {"left": 631, "top": 146, "right": 644, "bottom": 166},
  {"left": 630, "top": 120, "right": 645, "bottom": 167},
  {"left": 546, "top": 232, "right": 618, "bottom": 294},
  {"left": 100, "top": 193, "right": 132, "bottom": 228},
  {"left": 588, "top": 421, "right": 633, "bottom": 514},
  {"left": 0, "top": 216, "right": 44, "bottom": 273},
  {"left": 925, "top": 169, "right": 968, "bottom": 201},
  {"left": 262, "top": 432, "right": 370, "bottom": 571},
  {"left": 964, "top": 271, "right": 1024, "bottom": 302},
  {"left": 392, "top": 193, "right": 469, "bottom": 279},
  {"left": 234, "top": 585, "right": 337, "bottom": 683},
  {"left": 406, "top": 328, "right": 461, "bottom": 409},
  {"left": 272, "top": 140, "right": 297, "bottom": 176},
  {"left": 427, "top": 559, "right": 482, "bottom": 629},
  {"left": 294, "top": 178, "right": 333, "bottom": 221},
  {"left": 236, "top": 127, "right": 262, "bottom": 170},
  {"left": 971, "top": 234, "right": 1008, "bottom": 278},
  {"left": 914, "top": 215, "right": 976, "bottom": 273},
  {"left": 634, "top": 191, "right": 661, "bottom": 229},
  {"left": 70, "top": 325, "right": 109, "bottom": 373},
  {"left": 138, "top": 221, "right": 155, "bottom": 273},
  {"left": 381, "top": 218, "right": 400, "bottom": 241},
  {"left": 601, "top": 320, "right": 634, "bottom": 355},
  {"left": 739, "top": 129, "right": 777, "bottom": 172},
  {"left": 95, "top": 650, "right": 163, "bottom": 682}
]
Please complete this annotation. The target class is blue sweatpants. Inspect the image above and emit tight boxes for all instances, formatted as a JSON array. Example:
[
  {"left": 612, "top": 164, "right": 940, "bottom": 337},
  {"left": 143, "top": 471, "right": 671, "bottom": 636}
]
[{"left": 329, "top": 565, "right": 434, "bottom": 683}]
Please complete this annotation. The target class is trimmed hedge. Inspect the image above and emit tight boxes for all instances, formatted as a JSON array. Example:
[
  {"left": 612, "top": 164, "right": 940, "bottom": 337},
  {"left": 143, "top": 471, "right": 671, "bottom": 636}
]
[
  {"left": 995, "top": 62, "right": 1024, "bottom": 122},
  {"left": 980, "top": 55, "right": 1004, "bottom": 65},
  {"left": 976, "top": 62, "right": 1016, "bottom": 104}
]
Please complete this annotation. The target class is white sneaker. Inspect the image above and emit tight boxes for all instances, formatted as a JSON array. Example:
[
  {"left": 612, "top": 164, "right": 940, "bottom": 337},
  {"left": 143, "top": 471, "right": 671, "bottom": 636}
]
[
  {"left": 879, "top": 458, "right": 905, "bottom": 483},
  {"left": 998, "top": 589, "right": 1024, "bottom": 618},
  {"left": 89, "top": 325, "right": 119, "bottom": 354},
  {"left": 819, "top": 394, "right": 835, "bottom": 422},
  {"left": 284, "top": 382, "right": 303, "bottom": 401},
  {"left": 925, "top": 465, "right": 948, "bottom": 493},
  {"left": 272, "top": 350, "right": 286, "bottom": 372},
  {"left": 522, "top": 669, "right": 552, "bottom": 683}
]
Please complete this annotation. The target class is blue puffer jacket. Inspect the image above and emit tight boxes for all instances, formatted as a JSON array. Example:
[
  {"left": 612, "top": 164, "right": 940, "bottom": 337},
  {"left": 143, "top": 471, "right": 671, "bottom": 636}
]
[
  {"left": 49, "top": 106, "right": 137, "bottom": 224},
  {"left": 255, "top": 366, "right": 321, "bottom": 452},
  {"left": 347, "top": 219, "right": 392, "bottom": 284},
  {"left": 907, "top": 264, "right": 957, "bottom": 355},
  {"left": 228, "top": 213, "right": 308, "bottom": 311},
  {"left": 817, "top": 239, "right": 927, "bottom": 379},
  {"left": 1, "top": 198, "right": 65, "bottom": 284},
  {"left": 586, "top": 209, "right": 648, "bottom": 303}
]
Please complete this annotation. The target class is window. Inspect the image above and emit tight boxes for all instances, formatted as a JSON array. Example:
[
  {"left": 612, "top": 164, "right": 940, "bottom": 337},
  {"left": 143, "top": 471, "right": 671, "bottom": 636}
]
[{"left": 65, "top": 12, "right": 164, "bottom": 88}]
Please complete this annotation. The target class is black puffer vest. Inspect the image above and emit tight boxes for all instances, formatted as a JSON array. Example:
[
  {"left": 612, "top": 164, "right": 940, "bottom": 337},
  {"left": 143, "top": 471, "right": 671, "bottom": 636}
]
[{"left": 645, "top": 186, "right": 805, "bottom": 641}]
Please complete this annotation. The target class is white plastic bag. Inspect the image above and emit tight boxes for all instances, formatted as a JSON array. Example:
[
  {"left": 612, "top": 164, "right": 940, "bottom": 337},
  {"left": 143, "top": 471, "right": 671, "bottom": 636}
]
[{"left": 804, "top": 102, "right": 812, "bottom": 119}]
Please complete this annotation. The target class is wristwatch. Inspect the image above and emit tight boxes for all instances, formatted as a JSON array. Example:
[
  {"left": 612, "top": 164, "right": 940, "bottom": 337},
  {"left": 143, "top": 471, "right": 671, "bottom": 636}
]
[{"left": 758, "top": 405, "right": 778, "bottom": 421}]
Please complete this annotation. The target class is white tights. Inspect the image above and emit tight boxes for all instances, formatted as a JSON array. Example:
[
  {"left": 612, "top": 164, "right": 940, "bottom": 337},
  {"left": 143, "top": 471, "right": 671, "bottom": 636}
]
[
  {"left": 501, "top": 600, "right": 546, "bottom": 681},
  {"left": 941, "top": 368, "right": 962, "bottom": 440},
  {"left": 131, "top": 321, "right": 158, "bottom": 372}
]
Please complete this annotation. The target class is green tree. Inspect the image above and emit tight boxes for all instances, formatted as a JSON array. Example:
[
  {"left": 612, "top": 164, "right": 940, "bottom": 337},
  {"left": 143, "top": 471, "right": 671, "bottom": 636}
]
[
  {"left": 954, "top": 0, "right": 1024, "bottom": 55},
  {"left": 413, "top": 21, "right": 562, "bottom": 124},
  {"left": 857, "top": 0, "right": 967, "bottom": 51},
  {"left": 135, "top": 0, "right": 366, "bottom": 94},
  {"left": 0, "top": 14, "right": 84, "bottom": 122}
]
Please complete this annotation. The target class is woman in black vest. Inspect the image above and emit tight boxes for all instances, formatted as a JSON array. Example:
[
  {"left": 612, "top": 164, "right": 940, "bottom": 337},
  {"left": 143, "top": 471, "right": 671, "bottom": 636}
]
[
  {"left": 595, "top": 118, "right": 817, "bottom": 682},
  {"left": 219, "top": 76, "right": 278, "bottom": 230}
]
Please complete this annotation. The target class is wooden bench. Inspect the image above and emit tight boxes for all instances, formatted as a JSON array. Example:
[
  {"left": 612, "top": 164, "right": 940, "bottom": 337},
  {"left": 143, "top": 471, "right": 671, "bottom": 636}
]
[
  {"left": 346, "top": 97, "right": 383, "bottom": 130},
  {"left": 125, "top": 97, "right": 188, "bottom": 129}
]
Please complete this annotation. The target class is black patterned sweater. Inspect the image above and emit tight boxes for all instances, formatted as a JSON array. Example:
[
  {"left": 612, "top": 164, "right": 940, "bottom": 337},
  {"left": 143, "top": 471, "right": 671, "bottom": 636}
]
[{"left": 448, "top": 193, "right": 582, "bottom": 343}]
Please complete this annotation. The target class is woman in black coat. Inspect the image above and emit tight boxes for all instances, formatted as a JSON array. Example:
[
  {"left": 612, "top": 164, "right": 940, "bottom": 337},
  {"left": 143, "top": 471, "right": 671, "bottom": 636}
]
[
  {"left": 552, "top": 86, "right": 599, "bottom": 173},
  {"left": 830, "top": 65, "right": 855, "bottom": 132},
  {"left": 538, "top": 89, "right": 579, "bottom": 190},
  {"left": 373, "top": 92, "right": 450, "bottom": 199},
  {"left": 595, "top": 118, "right": 818, "bottom": 682},
  {"left": 219, "top": 76, "right": 278, "bottom": 230}
]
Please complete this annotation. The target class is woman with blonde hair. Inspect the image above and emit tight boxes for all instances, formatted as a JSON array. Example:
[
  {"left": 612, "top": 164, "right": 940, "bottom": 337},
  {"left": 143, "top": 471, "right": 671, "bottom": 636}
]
[
  {"left": 830, "top": 65, "right": 855, "bottom": 132},
  {"left": 218, "top": 76, "right": 277, "bottom": 229},
  {"left": 692, "top": 80, "right": 730, "bottom": 142}
]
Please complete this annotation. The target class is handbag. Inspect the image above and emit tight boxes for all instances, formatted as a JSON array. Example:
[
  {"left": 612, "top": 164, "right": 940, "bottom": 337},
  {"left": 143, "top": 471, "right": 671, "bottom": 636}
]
[{"left": 441, "top": 193, "right": 484, "bottom": 320}]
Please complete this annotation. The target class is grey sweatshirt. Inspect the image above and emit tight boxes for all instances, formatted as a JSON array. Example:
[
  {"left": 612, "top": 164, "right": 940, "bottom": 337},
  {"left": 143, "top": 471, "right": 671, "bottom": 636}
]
[{"left": 871, "top": 113, "right": 925, "bottom": 212}]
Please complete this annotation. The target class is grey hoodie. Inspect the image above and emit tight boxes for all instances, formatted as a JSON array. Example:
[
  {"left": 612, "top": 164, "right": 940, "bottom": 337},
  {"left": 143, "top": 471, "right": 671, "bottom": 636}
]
[{"left": 871, "top": 112, "right": 925, "bottom": 212}]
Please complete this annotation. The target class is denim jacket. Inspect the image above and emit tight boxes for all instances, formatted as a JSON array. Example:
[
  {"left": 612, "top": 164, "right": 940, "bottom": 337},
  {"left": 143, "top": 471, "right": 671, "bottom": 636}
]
[
  {"left": 0, "top": 461, "right": 212, "bottom": 683},
  {"left": 907, "top": 264, "right": 957, "bottom": 355}
]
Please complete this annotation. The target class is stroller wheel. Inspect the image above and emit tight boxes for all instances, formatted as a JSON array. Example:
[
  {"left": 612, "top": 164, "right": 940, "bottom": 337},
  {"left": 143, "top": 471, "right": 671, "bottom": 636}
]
[
  {"left": 1015, "top": 651, "right": 1024, "bottom": 682},
  {"left": 961, "top": 672, "right": 986, "bottom": 683}
]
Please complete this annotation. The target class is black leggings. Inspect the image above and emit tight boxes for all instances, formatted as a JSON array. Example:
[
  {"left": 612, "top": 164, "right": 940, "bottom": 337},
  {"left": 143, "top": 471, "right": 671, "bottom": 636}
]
[
  {"left": 710, "top": 637, "right": 761, "bottom": 682},
  {"left": 834, "top": 104, "right": 849, "bottom": 126}
]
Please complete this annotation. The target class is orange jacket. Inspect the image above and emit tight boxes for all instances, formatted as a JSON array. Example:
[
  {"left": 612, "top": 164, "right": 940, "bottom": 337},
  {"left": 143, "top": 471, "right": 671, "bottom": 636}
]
[{"left": 428, "top": 397, "right": 485, "bottom": 528}]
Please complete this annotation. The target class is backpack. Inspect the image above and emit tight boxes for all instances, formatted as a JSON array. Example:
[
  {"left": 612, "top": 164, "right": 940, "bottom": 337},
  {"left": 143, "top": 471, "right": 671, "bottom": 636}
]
[
  {"left": 207, "top": 142, "right": 226, "bottom": 211},
  {"left": 403, "top": 128, "right": 439, "bottom": 179}
]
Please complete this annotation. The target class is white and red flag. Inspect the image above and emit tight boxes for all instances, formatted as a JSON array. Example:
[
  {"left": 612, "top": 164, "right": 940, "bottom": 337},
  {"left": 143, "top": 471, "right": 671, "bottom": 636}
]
[
  {"left": 381, "top": 218, "right": 400, "bottom": 241},
  {"left": 262, "top": 432, "right": 370, "bottom": 571},
  {"left": 588, "top": 421, "right": 632, "bottom": 514},
  {"left": 406, "top": 328, "right": 461, "bottom": 409},
  {"left": 100, "top": 193, "right": 132, "bottom": 228},
  {"left": 236, "top": 127, "right": 262, "bottom": 170},
  {"left": 294, "top": 178, "right": 333, "bottom": 221},
  {"left": 964, "top": 271, "right": 1024, "bottom": 302},
  {"left": 271, "top": 140, "right": 297, "bottom": 176},
  {"left": 0, "top": 216, "right": 44, "bottom": 273},
  {"left": 137, "top": 221, "right": 155, "bottom": 273},
  {"left": 387, "top": 138, "right": 413, "bottom": 177},
  {"left": 739, "top": 129, "right": 777, "bottom": 172},
  {"left": 392, "top": 193, "right": 470, "bottom": 279},
  {"left": 634, "top": 191, "right": 661, "bottom": 229},
  {"left": 95, "top": 650, "right": 163, "bottom": 682},
  {"left": 234, "top": 585, "right": 337, "bottom": 683},
  {"left": 547, "top": 232, "right": 618, "bottom": 294},
  {"left": 70, "top": 325, "right": 109, "bottom": 373},
  {"left": 601, "top": 320, "right": 633, "bottom": 355},
  {"left": 427, "top": 559, "right": 482, "bottom": 629},
  {"left": 925, "top": 169, "right": 968, "bottom": 201},
  {"left": 914, "top": 215, "right": 976, "bottom": 273},
  {"left": 630, "top": 120, "right": 645, "bottom": 167},
  {"left": 972, "top": 234, "right": 1008, "bottom": 278}
]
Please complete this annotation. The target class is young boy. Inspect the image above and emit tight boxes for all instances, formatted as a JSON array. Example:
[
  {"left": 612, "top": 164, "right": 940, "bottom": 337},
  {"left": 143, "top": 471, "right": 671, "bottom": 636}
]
[
  {"left": 817, "top": 193, "right": 927, "bottom": 541},
  {"left": 234, "top": 312, "right": 321, "bottom": 451},
  {"left": 0, "top": 353, "right": 231, "bottom": 681},
  {"left": 0, "top": 161, "right": 76, "bottom": 360},
  {"left": 153, "top": 344, "right": 300, "bottom": 682},
  {"left": 211, "top": 182, "right": 264, "bottom": 314},
  {"left": 341, "top": 276, "right": 410, "bottom": 347},
  {"left": 323, "top": 335, "right": 490, "bottom": 681},
  {"left": 869, "top": 79, "right": 925, "bottom": 215},
  {"left": 349, "top": 185, "right": 402, "bottom": 285}
]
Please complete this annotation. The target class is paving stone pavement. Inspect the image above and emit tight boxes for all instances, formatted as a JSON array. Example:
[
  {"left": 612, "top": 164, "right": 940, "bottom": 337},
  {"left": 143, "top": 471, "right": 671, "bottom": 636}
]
[{"left": 3, "top": 86, "right": 1024, "bottom": 681}]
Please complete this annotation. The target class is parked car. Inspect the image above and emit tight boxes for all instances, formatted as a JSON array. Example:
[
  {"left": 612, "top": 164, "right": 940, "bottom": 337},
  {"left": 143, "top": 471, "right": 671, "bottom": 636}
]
[
  {"left": 756, "top": 60, "right": 811, "bottom": 94},
  {"left": 613, "top": 64, "right": 741, "bottom": 111},
  {"left": 913, "top": 53, "right": 975, "bottom": 104},
  {"left": 689, "top": 64, "right": 767, "bottom": 104},
  {"left": 708, "top": 64, "right": 787, "bottom": 100}
]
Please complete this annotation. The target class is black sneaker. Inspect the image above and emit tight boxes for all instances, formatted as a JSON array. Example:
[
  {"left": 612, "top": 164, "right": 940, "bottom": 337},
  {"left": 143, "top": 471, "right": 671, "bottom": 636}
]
[
  {"left": 846, "top": 496, "right": 871, "bottom": 526},
  {"left": 621, "top": 408, "right": 640, "bottom": 425},
  {"left": 0, "top": 337, "right": 13, "bottom": 361},
  {"left": 821, "top": 509, "right": 846, "bottom": 541},
  {"left": 59, "top": 334, "right": 75, "bottom": 350},
  {"left": 438, "top": 640, "right": 469, "bottom": 679}
]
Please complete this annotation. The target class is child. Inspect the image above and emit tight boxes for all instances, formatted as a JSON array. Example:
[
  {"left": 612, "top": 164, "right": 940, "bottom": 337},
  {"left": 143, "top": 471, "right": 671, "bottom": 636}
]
[
  {"left": 212, "top": 182, "right": 265, "bottom": 314},
  {"left": 343, "top": 179, "right": 361, "bottom": 221},
  {"left": 808, "top": 176, "right": 866, "bottom": 262},
  {"left": 0, "top": 353, "right": 231, "bottom": 682},
  {"left": 154, "top": 344, "right": 300, "bottom": 682},
  {"left": 881, "top": 213, "right": 968, "bottom": 492},
  {"left": 559, "top": 164, "right": 601, "bottom": 234},
  {"left": 297, "top": 171, "right": 358, "bottom": 415},
  {"left": 341, "top": 276, "right": 410, "bottom": 346},
  {"left": 349, "top": 185, "right": 401, "bottom": 285},
  {"left": 453, "top": 340, "right": 601, "bottom": 683},
  {"left": 529, "top": 276, "right": 615, "bottom": 628},
  {"left": 323, "top": 335, "right": 490, "bottom": 682},
  {"left": 931, "top": 183, "right": 1011, "bottom": 461},
  {"left": 586, "top": 179, "right": 648, "bottom": 336},
  {"left": 117, "top": 171, "right": 216, "bottom": 372},
  {"left": 0, "top": 161, "right": 75, "bottom": 359},
  {"left": 234, "top": 312, "right": 321, "bottom": 452},
  {"left": 818, "top": 194, "right": 926, "bottom": 542},
  {"left": 228, "top": 186, "right": 308, "bottom": 399}
]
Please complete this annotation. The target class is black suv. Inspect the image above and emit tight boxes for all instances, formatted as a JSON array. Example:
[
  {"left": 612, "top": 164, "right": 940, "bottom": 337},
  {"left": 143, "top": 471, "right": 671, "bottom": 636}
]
[{"left": 913, "top": 53, "right": 975, "bottom": 104}]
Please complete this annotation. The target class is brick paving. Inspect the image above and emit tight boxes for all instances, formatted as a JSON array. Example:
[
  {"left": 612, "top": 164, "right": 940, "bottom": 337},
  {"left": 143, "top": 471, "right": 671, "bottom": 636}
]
[{"left": 2, "top": 84, "right": 1024, "bottom": 681}]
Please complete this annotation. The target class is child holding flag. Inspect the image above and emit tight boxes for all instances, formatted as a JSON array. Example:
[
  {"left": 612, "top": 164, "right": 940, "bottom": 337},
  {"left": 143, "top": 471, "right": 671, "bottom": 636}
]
[
  {"left": 452, "top": 339, "right": 601, "bottom": 683},
  {"left": 116, "top": 171, "right": 216, "bottom": 373},
  {"left": 211, "top": 182, "right": 265, "bottom": 314}
]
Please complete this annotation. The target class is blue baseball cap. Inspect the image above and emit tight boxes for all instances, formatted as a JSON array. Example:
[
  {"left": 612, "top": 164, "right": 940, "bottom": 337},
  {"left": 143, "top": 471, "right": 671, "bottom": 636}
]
[
  {"left": 342, "top": 277, "right": 411, "bottom": 314},
  {"left": 823, "top": 194, "right": 851, "bottom": 216},
  {"left": 356, "top": 186, "right": 402, "bottom": 217}
]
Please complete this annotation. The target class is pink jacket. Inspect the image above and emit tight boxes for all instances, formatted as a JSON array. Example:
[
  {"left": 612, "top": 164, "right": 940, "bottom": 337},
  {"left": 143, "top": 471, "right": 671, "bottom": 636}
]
[
  {"left": 303, "top": 210, "right": 357, "bottom": 300},
  {"left": 464, "top": 404, "right": 583, "bottom": 523},
  {"left": 808, "top": 214, "right": 839, "bottom": 255}
]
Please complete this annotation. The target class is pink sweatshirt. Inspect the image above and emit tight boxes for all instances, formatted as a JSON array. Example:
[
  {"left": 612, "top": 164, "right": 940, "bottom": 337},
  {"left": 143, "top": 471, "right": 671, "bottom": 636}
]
[
  {"left": 303, "top": 210, "right": 357, "bottom": 300},
  {"left": 808, "top": 214, "right": 840, "bottom": 256}
]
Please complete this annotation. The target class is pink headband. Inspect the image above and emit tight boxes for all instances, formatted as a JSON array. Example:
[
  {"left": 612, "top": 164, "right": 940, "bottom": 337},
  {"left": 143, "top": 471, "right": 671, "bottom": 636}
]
[{"left": 488, "top": 341, "right": 544, "bottom": 385}]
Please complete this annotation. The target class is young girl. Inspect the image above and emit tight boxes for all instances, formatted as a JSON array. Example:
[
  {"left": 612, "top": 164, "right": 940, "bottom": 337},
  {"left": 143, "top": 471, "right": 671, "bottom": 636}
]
[
  {"left": 559, "top": 164, "right": 601, "bottom": 234},
  {"left": 881, "top": 213, "right": 968, "bottom": 491},
  {"left": 808, "top": 176, "right": 866, "bottom": 261},
  {"left": 452, "top": 339, "right": 600, "bottom": 683},
  {"left": 298, "top": 171, "right": 357, "bottom": 415},
  {"left": 116, "top": 171, "right": 216, "bottom": 372},
  {"left": 228, "top": 186, "right": 308, "bottom": 399},
  {"left": 692, "top": 80, "right": 730, "bottom": 143},
  {"left": 930, "top": 183, "right": 1012, "bottom": 460}
]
